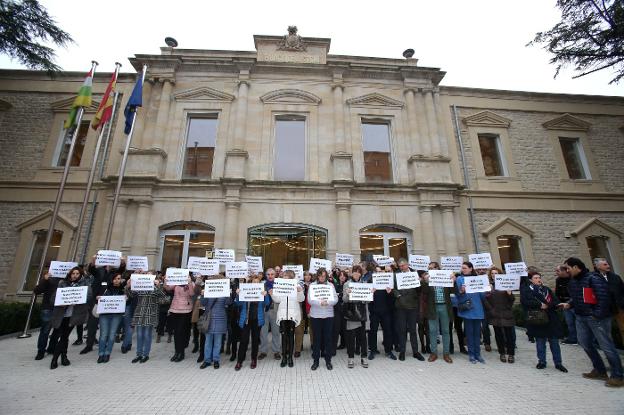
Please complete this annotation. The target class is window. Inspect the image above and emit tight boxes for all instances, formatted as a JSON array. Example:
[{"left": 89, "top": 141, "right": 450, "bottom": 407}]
[
  {"left": 22, "top": 230, "right": 63, "bottom": 291},
  {"left": 559, "top": 137, "right": 590, "bottom": 180},
  {"left": 183, "top": 117, "right": 218, "bottom": 178},
  {"left": 248, "top": 224, "right": 326, "bottom": 269},
  {"left": 159, "top": 223, "right": 215, "bottom": 271},
  {"left": 274, "top": 115, "right": 306, "bottom": 181},
  {"left": 362, "top": 121, "right": 392, "bottom": 182},
  {"left": 478, "top": 134, "right": 506, "bottom": 177},
  {"left": 55, "top": 121, "right": 90, "bottom": 167},
  {"left": 586, "top": 236, "right": 613, "bottom": 268},
  {"left": 497, "top": 235, "right": 523, "bottom": 269},
  {"left": 359, "top": 225, "right": 412, "bottom": 261}
]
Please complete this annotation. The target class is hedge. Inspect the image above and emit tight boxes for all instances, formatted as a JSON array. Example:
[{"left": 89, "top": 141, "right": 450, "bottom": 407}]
[{"left": 0, "top": 302, "right": 41, "bottom": 336}]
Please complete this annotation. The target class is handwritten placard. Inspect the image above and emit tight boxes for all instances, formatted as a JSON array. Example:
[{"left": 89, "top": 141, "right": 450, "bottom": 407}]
[
  {"left": 215, "top": 249, "right": 235, "bottom": 265},
  {"left": 428, "top": 270, "right": 455, "bottom": 287},
  {"left": 282, "top": 265, "right": 304, "bottom": 280},
  {"left": 126, "top": 256, "right": 149, "bottom": 271},
  {"left": 308, "top": 284, "right": 334, "bottom": 302},
  {"left": 273, "top": 278, "right": 297, "bottom": 298},
  {"left": 440, "top": 256, "right": 463, "bottom": 272},
  {"left": 238, "top": 283, "right": 264, "bottom": 302},
  {"left": 348, "top": 282, "right": 373, "bottom": 302},
  {"left": 469, "top": 253, "right": 493, "bottom": 269},
  {"left": 130, "top": 274, "right": 155, "bottom": 291},
  {"left": 187, "top": 257, "right": 220, "bottom": 276},
  {"left": 54, "top": 286, "right": 88, "bottom": 306},
  {"left": 408, "top": 255, "right": 430, "bottom": 271},
  {"left": 396, "top": 272, "right": 421, "bottom": 290},
  {"left": 245, "top": 256, "right": 263, "bottom": 274},
  {"left": 95, "top": 250, "right": 122, "bottom": 267},
  {"left": 373, "top": 255, "right": 394, "bottom": 267},
  {"left": 49, "top": 261, "right": 78, "bottom": 278},
  {"left": 495, "top": 274, "right": 520, "bottom": 291},
  {"left": 372, "top": 272, "right": 394, "bottom": 290},
  {"left": 165, "top": 268, "right": 189, "bottom": 285},
  {"left": 504, "top": 262, "right": 528, "bottom": 277},
  {"left": 226, "top": 262, "right": 249, "bottom": 279},
  {"left": 335, "top": 253, "right": 354, "bottom": 269},
  {"left": 203, "top": 279, "right": 230, "bottom": 298},
  {"left": 96, "top": 296, "right": 126, "bottom": 314},
  {"left": 463, "top": 275, "right": 491, "bottom": 293},
  {"left": 309, "top": 258, "right": 332, "bottom": 274}
]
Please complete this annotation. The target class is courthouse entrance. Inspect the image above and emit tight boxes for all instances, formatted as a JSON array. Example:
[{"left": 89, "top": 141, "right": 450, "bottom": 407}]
[
  {"left": 359, "top": 225, "right": 412, "bottom": 262},
  {"left": 158, "top": 222, "right": 215, "bottom": 271},
  {"left": 248, "top": 224, "right": 327, "bottom": 269}
]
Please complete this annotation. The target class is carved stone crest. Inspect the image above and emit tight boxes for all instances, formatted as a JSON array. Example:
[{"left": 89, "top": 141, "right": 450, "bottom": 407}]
[{"left": 277, "top": 26, "right": 306, "bottom": 51}]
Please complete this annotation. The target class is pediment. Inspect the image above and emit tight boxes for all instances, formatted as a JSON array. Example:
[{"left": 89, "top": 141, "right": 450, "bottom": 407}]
[
  {"left": 481, "top": 217, "right": 534, "bottom": 237},
  {"left": 16, "top": 209, "right": 77, "bottom": 231},
  {"left": 50, "top": 96, "right": 101, "bottom": 113},
  {"left": 543, "top": 113, "right": 591, "bottom": 131},
  {"left": 173, "top": 86, "right": 235, "bottom": 102},
  {"left": 571, "top": 218, "right": 622, "bottom": 238},
  {"left": 346, "top": 93, "right": 404, "bottom": 108},
  {"left": 260, "top": 89, "right": 321, "bottom": 105},
  {"left": 463, "top": 110, "right": 511, "bottom": 128}
]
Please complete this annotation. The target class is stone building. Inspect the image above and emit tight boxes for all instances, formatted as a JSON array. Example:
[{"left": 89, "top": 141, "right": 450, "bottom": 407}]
[{"left": 0, "top": 27, "right": 623, "bottom": 299}]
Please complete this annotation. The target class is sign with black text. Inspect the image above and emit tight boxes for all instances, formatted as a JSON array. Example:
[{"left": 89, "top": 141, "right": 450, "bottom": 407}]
[
  {"left": 203, "top": 279, "right": 230, "bottom": 298},
  {"left": 282, "top": 265, "right": 304, "bottom": 280},
  {"left": 130, "top": 274, "right": 155, "bottom": 291},
  {"left": 428, "top": 270, "right": 455, "bottom": 287},
  {"left": 49, "top": 261, "right": 78, "bottom": 278},
  {"left": 238, "top": 283, "right": 264, "bottom": 302},
  {"left": 215, "top": 249, "right": 235, "bottom": 265},
  {"left": 468, "top": 253, "right": 493, "bottom": 269},
  {"left": 408, "top": 255, "right": 430, "bottom": 271},
  {"left": 245, "top": 256, "right": 263, "bottom": 274},
  {"left": 226, "top": 262, "right": 249, "bottom": 279},
  {"left": 273, "top": 278, "right": 297, "bottom": 298},
  {"left": 95, "top": 250, "right": 122, "bottom": 267},
  {"left": 396, "top": 272, "right": 421, "bottom": 290},
  {"left": 309, "top": 258, "right": 332, "bottom": 274},
  {"left": 372, "top": 272, "right": 394, "bottom": 290},
  {"left": 308, "top": 284, "right": 335, "bottom": 302},
  {"left": 126, "top": 256, "right": 149, "bottom": 271},
  {"left": 440, "top": 256, "right": 463, "bottom": 272},
  {"left": 348, "top": 282, "right": 373, "bottom": 302},
  {"left": 495, "top": 274, "right": 520, "bottom": 291},
  {"left": 463, "top": 275, "right": 491, "bottom": 293},
  {"left": 504, "top": 262, "right": 528, "bottom": 277},
  {"left": 165, "top": 268, "right": 189, "bottom": 285},
  {"left": 373, "top": 255, "right": 394, "bottom": 267},
  {"left": 335, "top": 253, "right": 354, "bottom": 269},
  {"left": 54, "top": 286, "right": 88, "bottom": 306},
  {"left": 96, "top": 296, "right": 126, "bottom": 314},
  {"left": 187, "top": 257, "right": 220, "bottom": 276}
]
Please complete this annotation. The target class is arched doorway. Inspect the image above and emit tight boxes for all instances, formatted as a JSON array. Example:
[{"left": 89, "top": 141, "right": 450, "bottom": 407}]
[
  {"left": 359, "top": 225, "right": 412, "bottom": 262},
  {"left": 248, "top": 224, "right": 327, "bottom": 269},
  {"left": 158, "top": 222, "right": 215, "bottom": 271}
]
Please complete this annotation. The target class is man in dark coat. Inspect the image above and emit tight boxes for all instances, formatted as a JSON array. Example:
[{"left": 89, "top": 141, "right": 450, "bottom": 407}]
[{"left": 592, "top": 258, "right": 624, "bottom": 347}]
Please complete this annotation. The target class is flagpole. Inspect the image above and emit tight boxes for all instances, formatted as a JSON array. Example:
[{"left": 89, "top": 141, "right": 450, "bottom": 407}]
[
  {"left": 104, "top": 64, "right": 147, "bottom": 249},
  {"left": 19, "top": 60, "right": 99, "bottom": 339},
  {"left": 70, "top": 62, "right": 122, "bottom": 262},
  {"left": 79, "top": 90, "right": 121, "bottom": 264}
]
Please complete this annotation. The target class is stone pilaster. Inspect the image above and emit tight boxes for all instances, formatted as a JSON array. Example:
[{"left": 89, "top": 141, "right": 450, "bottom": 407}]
[
  {"left": 225, "top": 69, "right": 251, "bottom": 180},
  {"left": 442, "top": 206, "right": 458, "bottom": 255},
  {"left": 331, "top": 71, "right": 354, "bottom": 183}
]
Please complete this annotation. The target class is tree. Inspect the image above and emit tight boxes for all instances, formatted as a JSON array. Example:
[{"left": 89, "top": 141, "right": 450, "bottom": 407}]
[
  {"left": 0, "top": 0, "right": 73, "bottom": 72},
  {"left": 530, "top": 0, "right": 624, "bottom": 84}
]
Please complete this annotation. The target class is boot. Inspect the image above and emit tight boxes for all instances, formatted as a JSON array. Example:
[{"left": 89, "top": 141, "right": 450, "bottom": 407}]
[
  {"left": 280, "top": 354, "right": 288, "bottom": 368},
  {"left": 287, "top": 335, "right": 294, "bottom": 367},
  {"left": 156, "top": 334, "right": 161, "bottom": 344},
  {"left": 50, "top": 354, "right": 59, "bottom": 370},
  {"left": 197, "top": 353, "right": 204, "bottom": 363},
  {"left": 60, "top": 354, "right": 70, "bottom": 366},
  {"left": 192, "top": 341, "right": 199, "bottom": 354},
  {"left": 280, "top": 335, "right": 288, "bottom": 367}
]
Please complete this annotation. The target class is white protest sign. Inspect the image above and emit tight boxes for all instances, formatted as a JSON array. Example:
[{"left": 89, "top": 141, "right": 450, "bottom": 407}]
[
  {"left": 96, "top": 296, "right": 126, "bottom": 314},
  {"left": 187, "top": 257, "right": 220, "bottom": 276},
  {"left": 463, "top": 275, "right": 491, "bottom": 293},
  {"left": 282, "top": 265, "right": 304, "bottom": 280},
  {"left": 396, "top": 272, "right": 421, "bottom": 290},
  {"left": 130, "top": 274, "right": 156, "bottom": 291},
  {"left": 215, "top": 249, "right": 235, "bottom": 265},
  {"left": 49, "top": 261, "right": 78, "bottom": 278},
  {"left": 309, "top": 258, "right": 332, "bottom": 274},
  {"left": 238, "top": 283, "right": 264, "bottom": 302},
  {"left": 203, "top": 279, "right": 230, "bottom": 298},
  {"left": 335, "top": 253, "right": 354, "bottom": 269},
  {"left": 245, "top": 256, "right": 263, "bottom": 274},
  {"left": 409, "top": 255, "right": 430, "bottom": 271},
  {"left": 308, "top": 284, "right": 335, "bottom": 302},
  {"left": 504, "top": 262, "right": 528, "bottom": 277},
  {"left": 495, "top": 274, "right": 520, "bottom": 291},
  {"left": 273, "top": 278, "right": 297, "bottom": 298},
  {"left": 226, "top": 262, "right": 249, "bottom": 279},
  {"left": 372, "top": 272, "right": 394, "bottom": 290},
  {"left": 348, "top": 282, "right": 374, "bottom": 302},
  {"left": 440, "top": 256, "right": 463, "bottom": 272},
  {"left": 54, "top": 286, "right": 88, "bottom": 306},
  {"left": 95, "top": 250, "right": 122, "bottom": 267},
  {"left": 373, "top": 255, "right": 394, "bottom": 267},
  {"left": 428, "top": 270, "right": 455, "bottom": 287},
  {"left": 126, "top": 256, "right": 149, "bottom": 271},
  {"left": 469, "top": 253, "right": 493, "bottom": 269},
  {"left": 165, "top": 268, "right": 189, "bottom": 285}
]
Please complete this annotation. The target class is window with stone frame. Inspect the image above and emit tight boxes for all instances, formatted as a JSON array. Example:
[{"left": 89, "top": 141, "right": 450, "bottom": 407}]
[
  {"left": 22, "top": 229, "right": 63, "bottom": 291},
  {"left": 559, "top": 137, "right": 590, "bottom": 180},
  {"left": 586, "top": 236, "right": 613, "bottom": 268},
  {"left": 497, "top": 235, "right": 523, "bottom": 269},
  {"left": 478, "top": 133, "right": 506, "bottom": 177},
  {"left": 55, "top": 120, "right": 90, "bottom": 167},
  {"left": 362, "top": 121, "right": 393, "bottom": 183},
  {"left": 183, "top": 116, "right": 218, "bottom": 178},
  {"left": 273, "top": 115, "right": 306, "bottom": 181}
]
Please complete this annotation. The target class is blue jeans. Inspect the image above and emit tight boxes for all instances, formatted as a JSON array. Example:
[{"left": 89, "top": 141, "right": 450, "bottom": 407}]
[
  {"left": 135, "top": 326, "right": 153, "bottom": 357},
  {"left": 563, "top": 309, "right": 577, "bottom": 342},
  {"left": 428, "top": 304, "right": 451, "bottom": 355},
  {"left": 535, "top": 337, "right": 562, "bottom": 365},
  {"left": 37, "top": 309, "right": 53, "bottom": 353},
  {"left": 576, "top": 315, "right": 623, "bottom": 379},
  {"left": 98, "top": 314, "right": 123, "bottom": 356},
  {"left": 464, "top": 319, "right": 482, "bottom": 360},
  {"left": 204, "top": 333, "right": 224, "bottom": 363},
  {"left": 122, "top": 303, "right": 135, "bottom": 348}
]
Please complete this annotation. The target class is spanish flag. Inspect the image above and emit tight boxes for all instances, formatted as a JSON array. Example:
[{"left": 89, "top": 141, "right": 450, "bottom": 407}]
[
  {"left": 64, "top": 69, "right": 94, "bottom": 129},
  {"left": 91, "top": 71, "right": 117, "bottom": 130}
]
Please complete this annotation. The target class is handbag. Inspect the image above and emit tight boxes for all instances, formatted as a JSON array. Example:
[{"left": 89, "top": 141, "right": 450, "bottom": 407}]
[
  {"left": 457, "top": 298, "right": 473, "bottom": 312},
  {"left": 526, "top": 309, "right": 549, "bottom": 325},
  {"left": 343, "top": 302, "right": 366, "bottom": 322},
  {"left": 197, "top": 300, "right": 217, "bottom": 333}
]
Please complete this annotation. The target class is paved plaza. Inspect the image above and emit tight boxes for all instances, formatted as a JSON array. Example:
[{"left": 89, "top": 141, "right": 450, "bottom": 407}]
[{"left": 0, "top": 328, "right": 622, "bottom": 414}]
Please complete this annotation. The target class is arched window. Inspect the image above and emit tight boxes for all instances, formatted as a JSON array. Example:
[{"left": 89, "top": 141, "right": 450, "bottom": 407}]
[
  {"left": 158, "top": 222, "right": 215, "bottom": 271},
  {"left": 359, "top": 225, "right": 412, "bottom": 262},
  {"left": 248, "top": 224, "right": 326, "bottom": 269}
]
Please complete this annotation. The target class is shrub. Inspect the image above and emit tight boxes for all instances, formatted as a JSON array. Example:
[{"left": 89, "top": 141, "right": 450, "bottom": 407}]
[{"left": 0, "top": 302, "right": 41, "bottom": 336}]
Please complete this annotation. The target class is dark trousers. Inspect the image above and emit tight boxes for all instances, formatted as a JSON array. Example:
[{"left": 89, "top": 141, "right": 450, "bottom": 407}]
[
  {"left": 493, "top": 326, "right": 516, "bottom": 356},
  {"left": 37, "top": 309, "right": 53, "bottom": 353},
  {"left": 53, "top": 317, "right": 73, "bottom": 357},
  {"left": 84, "top": 312, "right": 99, "bottom": 348},
  {"left": 482, "top": 318, "right": 491, "bottom": 346},
  {"left": 237, "top": 323, "right": 260, "bottom": 363},
  {"left": 450, "top": 307, "right": 465, "bottom": 351},
  {"left": 311, "top": 317, "right": 334, "bottom": 363},
  {"left": 332, "top": 305, "right": 345, "bottom": 354},
  {"left": 419, "top": 320, "right": 430, "bottom": 352},
  {"left": 280, "top": 320, "right": 295, "bottom": 358},
  {"left": 395, "top": 308, "right": 419, "bottom": 354},
  {"left": 192, "top": 310, "right": 206, "bottom": 357},
  {"left": 156, "top": 310, "right": 173, "bottom": 336},
  {"left": 346, "top": 324, "right": 368, "bottom": 359},
  {"left": 169, "top": 312, "right": 192, "bottom": 354},
  {"left": 368, "top": 311, "right": 393, "bottom": 353}
]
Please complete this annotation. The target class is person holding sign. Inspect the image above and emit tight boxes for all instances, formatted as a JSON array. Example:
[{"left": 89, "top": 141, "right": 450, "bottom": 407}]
[
  {"left": 342, "top": 271, "right": 370, "bottom": 368},
  {"left": 308, "top": 268, "right": 338, "bottom": 370},
  {"left": 32, "top": 272, "right": 60, "bottom": 361},
  {"left": 422, "top": 270, "right": 455, "bottom": 364},
  {"left": 393, "top": 259, "right": 425, "bottom": 362},
  {"left": 234, "top": 275, "right": 270, "bottom": 370},
  {"left": 520, "top": 271, "right": 567, "bottom": 373},
  {"left": 96, "top": 273, "right": 126, "bottom": 363},
  {"left": 259, "top": 269, "right": 281, "bottom": 361},
  {"left": 165, "top": 271, "right": 197, "bottom": 363},
  {"left": 484, "top": 267, "right": 516, "bottom": 364},
  {"left": 368, "top": 266, "right": 397, "bottom": 362},
  {"left": 49, "top": 267, "right": 91, "bottom": 370},
  {"left": 270, "top": 270, "right": 305, "bottom": 368},
  {"left": 198, "top": 278, "right": 233, "bottom": 369},
  {"left": 456, "top": 262, "right": 487, "bottom": 364}
]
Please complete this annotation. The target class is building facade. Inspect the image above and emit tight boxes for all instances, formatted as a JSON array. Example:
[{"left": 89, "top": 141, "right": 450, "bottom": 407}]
[{"left": 1, "top": 28, "right": 623, "bottom": 299}]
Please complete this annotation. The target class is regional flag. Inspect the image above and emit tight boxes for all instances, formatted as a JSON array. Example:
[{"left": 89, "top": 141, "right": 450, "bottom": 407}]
[
  {"left": 64, "top": 69, "right": 94, "bottom": 129},
  {"left": 91, "top": 71, "right": 118, "bottom": 130},
  {"left": 123, "top": 74, "right": 143, "bottom": 134}
]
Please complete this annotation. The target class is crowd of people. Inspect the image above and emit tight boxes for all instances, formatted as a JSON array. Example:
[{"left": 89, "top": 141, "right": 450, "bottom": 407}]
[{"left": 32, "top": 255, "right": 624, "bottom": 387}]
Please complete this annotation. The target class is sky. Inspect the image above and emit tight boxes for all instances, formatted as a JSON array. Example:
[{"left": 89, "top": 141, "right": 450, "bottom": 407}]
[{"left": 1, "top": 0, "right": 622, "bottom": 96}]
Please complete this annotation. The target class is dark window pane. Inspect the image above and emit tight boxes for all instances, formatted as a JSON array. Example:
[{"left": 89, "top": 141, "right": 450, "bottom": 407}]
[
  {"left": 586, "top": 236, "right": 612, "bottom": 267},
  {"left": 23, "top": 230, "right": 63, "bottom": 291},
  {"left": 362, "top": 122, "right": 392, "bottom": 182},
  {"left": 478, "top": 134, "right": 504, "bottom": 177},
  {"left": 359, "top": 234, "right": 385, "bottom": 262},
  {"left": 559, "top": 137, "right": 587, "bottom": 179},
  {"left": 274, "top": 117, "right": 306, "bottom": 181},
  {"left": 248, "top": 225, "right": 326, "bottom": 269},
  {"left": 388, "top": 238, "right": 408, "bottom": 262},
  {"left": 57, "top": 121, "right": 89, "bottom": 167},
  {"left": 184, "top": 117, "right": 218, "bottom": 178},
  {"left": 497, "top": 235, "right": 523, "bottom": 269}
]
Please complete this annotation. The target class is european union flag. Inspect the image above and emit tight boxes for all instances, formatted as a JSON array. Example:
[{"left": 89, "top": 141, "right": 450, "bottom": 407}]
[{"left": 123, "top": 74, "right": 143, "bottom": 134}]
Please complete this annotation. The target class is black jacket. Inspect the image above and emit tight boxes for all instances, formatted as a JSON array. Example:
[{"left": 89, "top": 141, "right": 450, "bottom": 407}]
[
  {"left": 568, "top": 269, "right": 612, "bottom": 319},
  {"left": 520, "top": 283, "right": 563, "bottom": 339},
  {"left": 592, "top": 271, "right": 624, "bottom": 312},
  {"left": 33, "top": 277, "right": 60, "bottom": 310}
]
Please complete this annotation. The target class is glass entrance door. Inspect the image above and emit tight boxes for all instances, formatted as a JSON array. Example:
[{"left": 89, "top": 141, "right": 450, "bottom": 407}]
[
  {"left": 158, "top": 226, "right": 215, "bottom": 272},
  {"left": 248, "top": 224, "right": 327, "bottom": 269},
  {"left": 359, "top": 226, "right": 412, "bottom": 262}
]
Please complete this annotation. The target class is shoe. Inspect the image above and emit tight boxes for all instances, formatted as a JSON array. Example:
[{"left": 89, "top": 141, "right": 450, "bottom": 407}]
[
  {"left": 428, "top": 353, "right": 438, "bottom": 362},
  {"left": 469, "top": 357, "right": 477, "bottom": 364},
  {"left": 311, "top": 361, "right": 319, "bottom": 370},
  {"left": 97, "top": 355, "right": 105, "bottom": 364},
  {"left": 361, "top": 358, "right": 369, "bottom": 368},
  {"left": 250, "top": 359, "right": 257, "bottom": 369},
  {"left": 476, "top": 356, "right": 485, "bottom": 364},
  {"left": 192, "top": 343, "right": 199, "bottom": 353},
  {"left": 200, "top": 362, "right": 211, "bottom": 369},
  {"left": 210, "top": 361, "right": 218, "bottom": 369},
  {"left": 536, "top": 362, "right": 546, "bottom": 369},
  {"left": 258, "top": 352, "right": 267, "bottom": 360},
  {"left": 170, "top": 353, "right": 179, "bottom": 362},
  {"left": 348, "top": 359, "right": 354, "bottom": 368},
  {"left": 507, "top": 355, "right": 515, "bottom": 364},
  {"left": 235, "top": 362, "right": 242, "bottom": 371},
  {"left": 50, "top": 356, "right": 59, "bottom": 369},
  {"left": 562, "top": 339, "right": 577, "bottom": 345},
  {"left": 413, "top": 352, "right": 425, "bottom": 361},
  {"left": 443, "top": 354, "right": 453, "bottom": 364},
  {"left": 197, "top": 354, "right": 204, "bottom": 363},
  {"left": 120, "top": 345, "right": 128, "bottom": 354},
  {"left": 229, "top": 354, "right": 237, "bottom": 362},
  {"left": 337, "top": 344, "right": 346, "bottom": 350},
  {"left": 167, "top": 334, "right": 172, "bottom": 343},
  {"left": 177, "top": 352, "right": 185, "bottom": 362},
  {"left": 386, "top": 352, "right": 397, "bottom": 360},
  {"left": 280, "top": 356, "right": 287, "bottom": 368},
  {"left": 500, "top": 355, "right": 507, "bottom": 363},
  {"left": 72, "top": 339, "right": 83, "bottom": 346},
  {"left": 555, "top": 364, "right": 568, "bottom": 373},
  {"left": 460, "top": 347, "right": 468, "bottom": 355},
  {"left": 35, "top": 351, "right": 45, "bottom": 360},
  {"left": 79, "top": 346, "right": 92, "bottom": 355},
  {"left": 294, "top": 351, "right": 301, "bottom": 358},
  {"left": 368, "top": 351, "right": 376, "bottom": 360},
  {"left": 326, "top": 361, "right": 333, "bottom": 370},
  {"left": 156, "top": 335, "right": 161, "bottom": 344},
  {"left": 103, "top": 355, "right": 110, "bottom": 363},
  {"left": 132, "top": 356, "right": 142, "bottom": 363},
  {"left": 140, "top": 356, "right": 149, "bottom": 363},
  {"left": 274, "top": 352, "right": 281, "bottom": 360},
  {"left": 288, "top": 356, "right": 294, "bottom": 368},
  {"left": 582, "top": 370, "right": 608, "bottom": 380},
  {"left": 60, "top": 354, "right": 70, "bottom": 366},
  {"left": 484, "top": 344, "right": 492, "bottom": 352},
  {"left": 399, "top": 352, "right": 405, "bottom": 361},
  {"left": 605, "top": 378, "right": 624, "bottom": 388}
]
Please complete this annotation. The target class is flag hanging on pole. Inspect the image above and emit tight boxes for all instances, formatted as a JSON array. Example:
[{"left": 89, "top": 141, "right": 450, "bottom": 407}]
[
  {"left": 91, "top": 71, "right": 118, "bottom": 130},
  {"left": 64, "top": 69, "right": 94, "bottom": 129},
  {"left": 123, "top": 74, "right": 143, "bottom": 134}
]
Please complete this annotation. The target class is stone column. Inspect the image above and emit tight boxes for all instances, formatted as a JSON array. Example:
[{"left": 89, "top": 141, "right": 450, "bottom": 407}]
[
  {"left": 414, "top": 91, "right": 431, "bottom": 156},
  {"left": 232, "top": 80, "right": 249, "bottom": 151},
  {"left": 333, "top": 84, "right": 345, "bottom": 153},
  {"left": 442, "top": 206, "right": 458, "bottom": 255},
  {"left": 132, "top": 201, "right": 153, "bottom": 255},
  {"left": 423, "top": 89, "right": 441, "bottom": 156},
  {"left": 222, "top": 184, "right": 242, "bottom": 255},
  {"left": 433, "top": 88, "right": 449, "bottom": 158},
  {"left": 154, "top": 79, "right": 174, "bottom": 149},
  {"left": 335, "top": 186, "right": 352, "bottom": 253},
  {"left": 419, "top": 206, "right": 437, "bottom": 256},
  {"left": 404, "top": 88, "right": 422, "bottom": 156}
]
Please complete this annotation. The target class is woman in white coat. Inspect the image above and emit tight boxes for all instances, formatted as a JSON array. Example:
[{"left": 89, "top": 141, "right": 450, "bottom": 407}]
[{"left": 270, "top": 269, "right": 305, "bottom": 368}]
